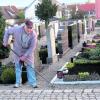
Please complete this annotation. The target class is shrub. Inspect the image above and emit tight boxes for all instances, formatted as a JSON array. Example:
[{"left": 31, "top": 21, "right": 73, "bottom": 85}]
[
  {"left": 96, "top": 43, "right": 100, "bottom": 48},
  {"left": 76, "top": 52, "right": 90, "bottom": 59},
  {"left": 0, "top": 67, "right": 15, "bottom": 84},
  {"left": 83, "top": 48, "right": 91, "bottom": 52},
  {"left": 78, "top": 72, "right": 89, "bottom": 79},
  {"left": 89, "top": 48, "right": 100, "bottom": 60},
  {"left": 92, "top": 40, "right": 96, "bottom": 43},
  {"left": 0, "top": 45, "right": 10, "bottom": 59},
  {"left": 63, "top": 75, "right": 78, "bottom": 81},
  {"left": 76, "top": 47, "right": 100, "bottom": 60},
  {"left": 74, "top": 59, "right": 100, "bottom": 65},
  {"left": 95, "top": 20, "right": 100, "bottom": 27},
  {"left": 74, "top": 59, "right": 89, "bottom": 64},
  {"left": 63, "top": 72, "right": 100, "bottom": 81},
  {"left": 66, "top": 62, "right": 75, "bottom": 69},
  {"left": 0, "top": 11, "right": 10, "bottom": 59}
]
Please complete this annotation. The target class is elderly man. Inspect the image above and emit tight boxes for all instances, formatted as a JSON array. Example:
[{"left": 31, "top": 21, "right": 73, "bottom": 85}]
[{"left": 3, "top": 20, "right": 38, "bottom": 88}]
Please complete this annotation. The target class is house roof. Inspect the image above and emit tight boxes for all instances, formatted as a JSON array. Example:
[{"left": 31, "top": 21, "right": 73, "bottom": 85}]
[
  {"left": 67, "top": 4, "right": 77, "bottom": 10},
  {"left": 78, "top": 3, "right": 95, "bottom": 11},
  {"left": 67, "top": 3, "right": 95, "bottom": 12},
  {"left": 0, "top": 6, "right": 20, "bottom": 19}
]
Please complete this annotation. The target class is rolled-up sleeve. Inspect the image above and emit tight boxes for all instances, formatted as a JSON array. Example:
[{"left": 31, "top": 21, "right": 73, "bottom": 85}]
[{"left": 24, "top": 31, "right": 37, "bottom": 57}]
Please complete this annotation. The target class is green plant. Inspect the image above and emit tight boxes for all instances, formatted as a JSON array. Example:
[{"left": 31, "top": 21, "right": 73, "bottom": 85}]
[
  {"left": 76, "top": 46, "right": 100, "bottom": 60},
  {"left": 83, "top": 48, "right": 91, "bottom": 52},
  {"left": 0, "top": 67, "right": 15, "bottom": 84},
  {"left": 71, "top": 8, "right": 86, "bottom": 19},
  {"left": 0, "top": 45, "right": 10, "bottom": 59},
  {"left": 92, "top": 40, "right": 96, "bottom": 43},
  {"left": 78, "top": 72, "right": 89, "bottom": 79},
  {"left": 74, "top": 59, "right": 100, "bottom": 65},
  {"left": 60, "top": 16, "right": 67, "bottom": 21},
  {"left": 96, "top": 43, "right": 100, "bottom": 48},
  {"left": 96, "top": 34, "right": 100, "bottom": 37},
  {"left": 76, "top": 52, "right": 90, "bottom": 59},
  {"left": 66, "top": 62, "right": 75, "bottom": 69},
  {"left": 17, "top": 10, "right": 25, "bottom": 19},
  {"left": 35, "top": 0, "right": 57, "bottom": 25},
  {"left": 74, "top": 59, "right": 89, "bottom": 64},
  {"left": 63, "top": 75, "right": 78, "bottom": 81},
  {"left": 95, "top": 20, "right": 100, "bottom": 27},
  {"left": 63, "top": 72, "right": 100, "bottom": 81},
  {"left": 88, "top": 48, "right": 100, "bottom": 60},
  {"left": 0, "top": 10, "right": 10, "bottom": 59}
]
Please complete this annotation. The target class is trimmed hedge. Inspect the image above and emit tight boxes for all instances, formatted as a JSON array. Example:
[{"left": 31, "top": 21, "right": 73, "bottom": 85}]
[{"left": 0, "top": 67, "right": 15, "bottom": 84}]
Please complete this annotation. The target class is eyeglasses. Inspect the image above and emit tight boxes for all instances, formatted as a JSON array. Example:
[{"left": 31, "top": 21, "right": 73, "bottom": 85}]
[{"left": 27, "top": 26, "right": 33, "bottom": 29}]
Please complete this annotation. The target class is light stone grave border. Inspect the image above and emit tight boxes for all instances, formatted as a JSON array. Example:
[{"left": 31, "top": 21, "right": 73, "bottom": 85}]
[{"left": 51, "top": 52, "right": 100, "bottom": 85}]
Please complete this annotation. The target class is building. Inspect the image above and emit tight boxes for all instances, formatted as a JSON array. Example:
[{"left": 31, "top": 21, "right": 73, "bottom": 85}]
[{"left": 0, "top": 6, "right": 21, "bottom": 25}]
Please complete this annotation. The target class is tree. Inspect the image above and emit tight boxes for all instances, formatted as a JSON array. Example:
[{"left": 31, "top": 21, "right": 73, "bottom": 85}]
[
  {"left": 0, "top": 10, "right": 10, "bottom": 59},
  {"left": 35, "top": 0, "right": 57, "bottom": 63},
  {"left": 71, "top": 9, "right": 86, "bottom": 19},
  {"left": 17, "top": 10, "right": 25, "bottom": 20},
  {"left": 0, "top": 11, "right": 6, "bottom": 41},
  {"left": 16, "top": 10, "right": 25, "bottom": 24},
  {"left": 35, "top": 0, "right": 57, "bottom": 28}
]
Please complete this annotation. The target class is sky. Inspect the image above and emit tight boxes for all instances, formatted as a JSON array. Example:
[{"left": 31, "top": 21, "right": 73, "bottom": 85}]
[{"left": 0, "top": 0, "right": 95, "bottom": 8}]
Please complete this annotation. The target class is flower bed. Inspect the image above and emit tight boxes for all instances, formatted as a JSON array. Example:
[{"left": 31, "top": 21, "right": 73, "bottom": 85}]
[
  {"left": 63, "top": 73, "right": 100, "bottom": 81},
  {"left": 51, "top": 60, "right": 100, "bottom": 85},
  {"left": 63, "top": 47, "right": 100, "bottom": 81},
  {"left": 51, "top": 43, "right": 100, "bottom": 84},
  {"left": 63, "top": 61, "right": 100, "bottom": 81}
]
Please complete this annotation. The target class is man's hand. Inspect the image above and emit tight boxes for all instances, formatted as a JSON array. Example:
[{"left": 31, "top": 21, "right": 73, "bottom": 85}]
[
  {"left": 3, "top": 43, "right": 8, "bottom": 47},
  {"left": 3, "top": 43, "right": 10, "bottom": 48},
  {"left": 20, "top": 56, "right": 26, "bottom": 62}
]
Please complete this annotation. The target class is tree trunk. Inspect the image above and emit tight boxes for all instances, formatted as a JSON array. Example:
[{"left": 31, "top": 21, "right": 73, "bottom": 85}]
[
  {"left": 45, "top": 21, "right": 57, "bottom": 63},
  {"left": 45, "top": 21, "right": 52, "bottom": 58}
]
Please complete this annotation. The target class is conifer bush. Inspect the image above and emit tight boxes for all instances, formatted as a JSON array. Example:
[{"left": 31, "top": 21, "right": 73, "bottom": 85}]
[{"left": 0, "top": 67, "right": 15, "bottom": 84}]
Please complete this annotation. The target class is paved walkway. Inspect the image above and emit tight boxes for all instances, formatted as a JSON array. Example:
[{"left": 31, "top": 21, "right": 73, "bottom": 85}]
[
  {"left": 1, "top": 31, "right": 100, "bottom": 99},
  {"left": 0, "top": 88, "right": 100, "bottom": 100}
]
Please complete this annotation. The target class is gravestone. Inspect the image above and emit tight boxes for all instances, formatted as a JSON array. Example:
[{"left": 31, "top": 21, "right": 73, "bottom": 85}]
[
  {"left": 57, "top": 21, "right": 69, "bottom": 57},
  {"left": 46, "top": 25, "right": 57, "bottom": 64},
  {"left": 68, "top": 22, "right": 78, "bottom": 49},
  {"left": 77, "top": 20, "right": 83, "bottom": 42},
  {"left": 34, "top": 43, "right": 42, "bottom": 71}
]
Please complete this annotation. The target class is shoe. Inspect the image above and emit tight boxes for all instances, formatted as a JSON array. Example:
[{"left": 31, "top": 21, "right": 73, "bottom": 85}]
[
  {"left": 13, "top": 84, "right": 21, "bottom": 88},
  {"left": 31, "top": 84, "right": 38, "bottom": 88},
  {"left": 32, "top": 85, "right": 38, "bottom": 88}
]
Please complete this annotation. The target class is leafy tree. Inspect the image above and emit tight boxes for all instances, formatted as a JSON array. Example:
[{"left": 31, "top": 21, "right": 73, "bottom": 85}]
[
  {"left": 35, "top": 0, "right": 57, "bottom": 28},
  {"left": 60, "top": 16, "right": 67, "bottom": 21},
  {"left": 0, "top": 10, "right": 10, "bottom": 59},
  {"left": 16, "top": 10, "right": 25, "bottom": 24},
  {"left": 71, "top": 9, "right": 86, "bottom": 19},
  {"left": 35, "top": 0, "right": 57, "bottom": 63},
  {"left": 17, "top": 10, "right": 25, "bottom": 20},
  {"left": 0, "top": 11, "right": 6, "bottom": 41}
]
